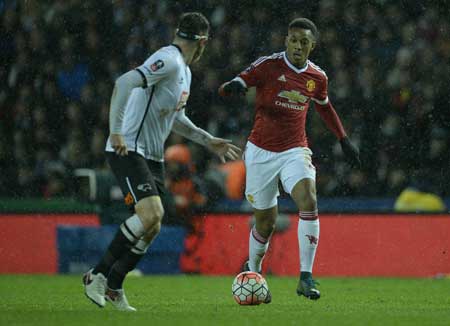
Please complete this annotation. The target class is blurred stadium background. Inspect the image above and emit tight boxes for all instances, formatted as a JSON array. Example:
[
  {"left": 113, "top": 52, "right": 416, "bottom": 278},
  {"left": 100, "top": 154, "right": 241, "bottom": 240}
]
[{"left": 1, "top": 1, "right": 450, "bottom": 322}]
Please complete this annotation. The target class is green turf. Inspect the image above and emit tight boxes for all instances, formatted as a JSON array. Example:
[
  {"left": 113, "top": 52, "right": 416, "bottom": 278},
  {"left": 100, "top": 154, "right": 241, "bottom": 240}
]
[{"left": 1, "top": 275, "right": 450, "bottom": 326}]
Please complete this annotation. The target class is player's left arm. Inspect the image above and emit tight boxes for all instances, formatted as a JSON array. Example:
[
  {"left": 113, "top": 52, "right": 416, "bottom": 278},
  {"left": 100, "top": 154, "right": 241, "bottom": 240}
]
[
  {"left": 313, "top": 77, "right": 361, "bottom": 168},
  {"left": 172, "top": 111, "right": 242, "bottom": 163}
]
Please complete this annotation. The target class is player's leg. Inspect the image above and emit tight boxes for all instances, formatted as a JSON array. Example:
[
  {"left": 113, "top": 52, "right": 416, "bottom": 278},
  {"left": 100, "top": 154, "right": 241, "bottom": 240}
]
[
  {"left": 105, "top": 221, "right": 160, "bottom": 311},
  {"left": 91, "top": 154, "right": 162, "bottom": 277},
  {"left": 243, "top": 142, "right": 282, "bottom": 304},
  {"left": 92, "top": 195, "right": 163, "bottom": 276},
  {"left": 106, "top": 159, "right": 168, "bottom": 289},
  {"left": 84, "top": 152, "right": 162, "bottom": 308},
  {"left": 246, "top": 205, "right": 277, "bottom": 305},
  {"left": 280, "top": 148, "right": 320, "bottom": 299},
  {"left": 107, "top": 222, "right": 160, "bottom": 290},
  {"left": 247, "top": 206, "right": 277, "bottom": 273},
  {"left": 243, "top": 142, "right": 281, "bottom": 274},
  {"left": 104, "top": 159, "right": 168, "bottom": 311},
  {"left": 291, "top": 178, "right": 320, "bottom": 299}
]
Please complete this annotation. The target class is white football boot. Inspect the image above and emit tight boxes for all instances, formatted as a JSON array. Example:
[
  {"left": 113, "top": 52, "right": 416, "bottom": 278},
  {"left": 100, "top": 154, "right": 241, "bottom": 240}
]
[
  {"left": 105, "top": 288, "right": 137, "bottom": 312},
  {"left": 83, "top": 269, "right": 107, "bottom": 307}
]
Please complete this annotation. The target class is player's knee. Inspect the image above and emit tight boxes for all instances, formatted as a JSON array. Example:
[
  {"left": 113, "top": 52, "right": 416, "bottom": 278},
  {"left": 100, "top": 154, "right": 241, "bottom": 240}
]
[
  {"left": 255, "top": 220, "right": 276, "bottom": 239},
  {"left": 139, "top": 210, "right": 164, "bottom": 231},
  {"left": 135, "top": 197, "right": 164, "bottom": 230},
  {"left": 152, "top": 204, "right": 164, "bottom": 222},
  {"left": 143, "top": 208, "right": 164, "bottom": 230},
  {"left": 254, "top": 207, "right": 277, "bottom": 238}
]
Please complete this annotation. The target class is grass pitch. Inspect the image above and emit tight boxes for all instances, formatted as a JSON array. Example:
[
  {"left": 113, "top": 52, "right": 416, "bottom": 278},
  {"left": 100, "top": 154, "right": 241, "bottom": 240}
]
[{"left": 1, "top": 275, "right": 450, "bottom": 326}]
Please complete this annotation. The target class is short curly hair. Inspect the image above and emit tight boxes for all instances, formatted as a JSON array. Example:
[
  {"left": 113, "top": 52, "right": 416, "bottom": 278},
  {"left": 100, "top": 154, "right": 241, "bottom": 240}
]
[{"left": 288, "top": 18, "right": 318, "bottom": 40}]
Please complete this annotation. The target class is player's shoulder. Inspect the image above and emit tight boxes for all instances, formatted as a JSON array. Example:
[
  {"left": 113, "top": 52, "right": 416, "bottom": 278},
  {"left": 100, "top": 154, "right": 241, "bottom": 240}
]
[
  {"left": 307, "top": 60, "right": 328, "bottom": 80},
  {"left": 143, "top": 45, "right": 182, "bottom": 73},
  {"left": 249, "top": 51, "right": 284, "bottom": 68}
]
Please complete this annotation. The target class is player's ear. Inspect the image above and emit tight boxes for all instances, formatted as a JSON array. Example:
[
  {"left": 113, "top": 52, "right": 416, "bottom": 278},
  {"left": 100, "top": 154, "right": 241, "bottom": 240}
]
[
  {"left": 310, "top": 41, "right": 316, "bottom": 52},
  {"left": 284, "top": 35, "right": 289, "bottom": 48}
]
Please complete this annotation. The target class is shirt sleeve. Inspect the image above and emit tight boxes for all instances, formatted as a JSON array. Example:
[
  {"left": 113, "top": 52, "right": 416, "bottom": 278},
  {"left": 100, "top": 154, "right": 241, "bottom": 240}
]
[
  {"left": 312, "top": 75, "right": 329, "bottom": 105},
  {"left": 135, "top": 50, "right": 177, "bottom": 88},
  {"left": 315, "top": 101, "right": 347, "bottom": 139},
  {"left": 173, "top": 110, "right": 213, "bottom": 146},
  {"left": 237, "top": 56, "right": 269, "bottom": 88}
]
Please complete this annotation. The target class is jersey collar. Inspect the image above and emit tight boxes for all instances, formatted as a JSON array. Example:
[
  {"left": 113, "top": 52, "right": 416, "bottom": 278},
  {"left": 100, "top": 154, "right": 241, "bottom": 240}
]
[
  {"left": 283, "top": 52, "right": 309, "bottom": 74},
  {"left": 171, "top": 43, "right": 183, "bottom": 54}
]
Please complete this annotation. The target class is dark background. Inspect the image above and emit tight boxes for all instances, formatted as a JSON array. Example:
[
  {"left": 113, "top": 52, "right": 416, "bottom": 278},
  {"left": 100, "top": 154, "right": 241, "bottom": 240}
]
[{"left": 1, "top": 0, "right": 449, "bottom": 201}]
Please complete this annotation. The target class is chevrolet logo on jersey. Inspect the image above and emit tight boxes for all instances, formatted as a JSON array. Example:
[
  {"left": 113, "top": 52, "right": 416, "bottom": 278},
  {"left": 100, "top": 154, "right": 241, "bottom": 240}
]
[{"left": 277, "top": 90, "right": 308, "bottom": 104}]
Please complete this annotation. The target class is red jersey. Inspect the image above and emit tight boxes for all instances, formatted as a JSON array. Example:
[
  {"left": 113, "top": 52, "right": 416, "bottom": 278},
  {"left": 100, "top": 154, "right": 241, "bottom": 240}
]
[{"left": 238, "top": 52, "right": 329, "bottom": 152}]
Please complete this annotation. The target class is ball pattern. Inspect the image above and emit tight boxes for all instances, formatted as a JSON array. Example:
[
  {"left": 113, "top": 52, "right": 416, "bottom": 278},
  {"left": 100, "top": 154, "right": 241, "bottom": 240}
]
[{"left": 232, "top": 271, "right": 269, "bottom": 305}]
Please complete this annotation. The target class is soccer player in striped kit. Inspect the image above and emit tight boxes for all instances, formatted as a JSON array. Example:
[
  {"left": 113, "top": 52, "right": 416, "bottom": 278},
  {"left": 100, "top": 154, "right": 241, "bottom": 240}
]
[
  {"left": 219, "top": 18, "right": 360, "bottom": 301},
  {"left": 83, "top": 12, "right": 241, "bottom": 311}
]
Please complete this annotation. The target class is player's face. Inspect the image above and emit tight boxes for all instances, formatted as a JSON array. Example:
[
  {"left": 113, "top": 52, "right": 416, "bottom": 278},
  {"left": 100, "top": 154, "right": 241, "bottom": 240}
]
[{"left": 285, "top": 28, "right": 316, "bottom": 67}]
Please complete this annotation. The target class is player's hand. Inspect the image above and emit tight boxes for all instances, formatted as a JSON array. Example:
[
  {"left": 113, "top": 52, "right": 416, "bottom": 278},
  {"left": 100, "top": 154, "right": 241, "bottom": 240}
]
[
  {"left": 340, "top": 137, "right": 361, "bottom": 168},
  {"left": 206, "top": 137, "right": 242, "bottom": 163},
  {"left": 218, "top": 81, "right": 247, "bottom": 97},
  {"left": 110, "top": 133, "right": 128, "bottom": 156}
]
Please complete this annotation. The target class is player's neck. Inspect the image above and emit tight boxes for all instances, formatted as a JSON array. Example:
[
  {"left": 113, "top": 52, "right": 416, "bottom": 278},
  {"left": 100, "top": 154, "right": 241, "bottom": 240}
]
[{"left": 172, "top": 40, "right": 196, "bottom": 65}]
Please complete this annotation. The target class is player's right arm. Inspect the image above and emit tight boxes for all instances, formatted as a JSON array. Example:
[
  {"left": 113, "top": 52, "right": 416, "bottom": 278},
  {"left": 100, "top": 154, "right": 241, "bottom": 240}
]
[
  {"left": 218, "top": 56, "right": 268, "bottom": 97},
  {"left": 109, "top": 50, "right": 177, "bottom": 156},
  {"left": 109, "top": 70, "right": 144, "bottom": 156},
  {"left": 218, "top": 78, "right": 247, "bottom": 97}
]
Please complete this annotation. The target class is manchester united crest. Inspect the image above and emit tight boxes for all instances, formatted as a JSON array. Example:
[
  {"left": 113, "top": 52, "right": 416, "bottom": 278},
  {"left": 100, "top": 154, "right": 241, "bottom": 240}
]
[{"left": 306, "top": 79, "right": 315, "bottom": 92}]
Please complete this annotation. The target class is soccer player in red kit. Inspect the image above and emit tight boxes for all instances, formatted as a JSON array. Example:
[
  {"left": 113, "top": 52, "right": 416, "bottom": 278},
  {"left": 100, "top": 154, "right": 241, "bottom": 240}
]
[{"left": 219, "top": 18, "right": 360, "bottom": 300}]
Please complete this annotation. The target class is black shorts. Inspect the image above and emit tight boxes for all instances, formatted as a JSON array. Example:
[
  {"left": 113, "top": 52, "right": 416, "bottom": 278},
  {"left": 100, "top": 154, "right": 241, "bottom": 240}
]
[{"left": 106, "top": 151, "right": 167, "bottom": 209}]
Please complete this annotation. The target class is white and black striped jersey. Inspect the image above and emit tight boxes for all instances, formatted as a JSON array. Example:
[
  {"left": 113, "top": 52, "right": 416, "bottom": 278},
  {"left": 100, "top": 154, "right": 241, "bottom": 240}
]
[{"left": 105, "top": 44, "right": 191, "bottom": 161}]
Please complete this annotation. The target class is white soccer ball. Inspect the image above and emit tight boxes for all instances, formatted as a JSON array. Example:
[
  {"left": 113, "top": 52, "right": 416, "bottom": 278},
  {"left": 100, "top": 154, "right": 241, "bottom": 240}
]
[{"left": 231, "top": 271, "right": 269, "bottom": 305}]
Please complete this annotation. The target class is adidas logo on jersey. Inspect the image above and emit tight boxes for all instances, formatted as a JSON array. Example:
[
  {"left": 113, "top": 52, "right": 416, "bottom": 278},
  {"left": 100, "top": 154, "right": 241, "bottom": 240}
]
[{"left": 278, "top": 75, "right": 286, "bottom": 82}]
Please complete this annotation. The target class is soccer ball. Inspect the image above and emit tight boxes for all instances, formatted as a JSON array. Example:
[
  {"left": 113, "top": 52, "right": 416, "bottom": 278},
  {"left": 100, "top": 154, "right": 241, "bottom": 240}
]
[{"left": 232, "top": 271, "right": 269, "bottom": 305}]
